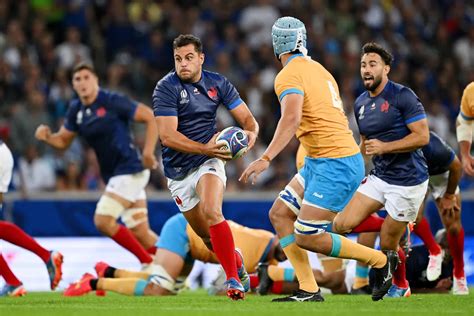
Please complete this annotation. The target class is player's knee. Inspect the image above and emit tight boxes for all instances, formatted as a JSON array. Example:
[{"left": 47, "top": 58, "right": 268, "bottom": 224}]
[
  {"left": 94, "top": 195, "right": 125, "bottom": 235},
  {"left": 200, "top": 205, "right": 224, "bottom": 225},
  {"left": 122, "top": 208, "right": 148, "bottom": 229},
  {"left": 332, "top": 216, "right": 349, "bottom": 234},
  {"left": 94, "top": 215, "right": 118, "bottom": 236},
  {"left": 293, "top": 218, "right": 330, "bottom": 250}
]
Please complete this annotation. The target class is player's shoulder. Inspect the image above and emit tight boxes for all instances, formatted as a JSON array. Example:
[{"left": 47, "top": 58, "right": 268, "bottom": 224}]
[
  {"left": 156, "top": 71, "right": 181, "bottom": 90},
  {"left": 463, "top": 81, "right": 474, "bottom": 95},
  {"left": 68, "top": 97, "right": 82, "bottom": 112},
  {"left": 202, "top": 69, "right": 229, "bottom": 88},
  {"left": 354, "top": 91, "right": 369, "bottom": 107},
  {"left": 428, "top": 131, "right": 451, "bottom": 150}
]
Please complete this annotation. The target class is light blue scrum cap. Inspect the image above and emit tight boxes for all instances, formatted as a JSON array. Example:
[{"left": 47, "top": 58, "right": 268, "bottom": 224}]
[{"left": 271, "top": 16, "right": 307, "bottom": 60}]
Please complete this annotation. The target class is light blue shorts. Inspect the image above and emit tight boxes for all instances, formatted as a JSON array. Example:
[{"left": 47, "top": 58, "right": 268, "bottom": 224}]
[
  {"left": 156, "top": 213, "right": 190, "bottom": 259},
  {"left": 298, "top": 153, "right": 364, "bottom": 212}
]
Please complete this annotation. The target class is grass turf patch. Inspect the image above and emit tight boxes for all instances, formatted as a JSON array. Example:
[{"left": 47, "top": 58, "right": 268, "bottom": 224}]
[{"left": 1, "top": 290, "right": 473, "bottom": 316}]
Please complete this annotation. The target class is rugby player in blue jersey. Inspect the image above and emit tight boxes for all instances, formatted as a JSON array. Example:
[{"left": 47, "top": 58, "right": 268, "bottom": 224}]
[
  {"left": 413, "top": 132, "right": 468, "bottom": 295},
  {"left": 332, "top": 42, "right": 430, "bottom": 300},
  {"left": 152, "top": 34, "right": 259, "bottom": 300},
  {"left": 35, "top": 63, "right": 158, "bottom": 267}
]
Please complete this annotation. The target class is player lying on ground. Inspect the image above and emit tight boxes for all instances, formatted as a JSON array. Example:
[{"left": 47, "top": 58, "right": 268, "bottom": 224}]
[{"left": 64, "top": 214, "right": 280, "bottom": 296}]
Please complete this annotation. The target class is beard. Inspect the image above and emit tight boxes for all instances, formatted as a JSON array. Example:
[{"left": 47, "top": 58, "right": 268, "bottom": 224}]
[
  {"left": 364, "top": 74, "right": 383, "bottom": 92},
  {"left": 178, "top": 69, "right": 198, "bottom": 83}
]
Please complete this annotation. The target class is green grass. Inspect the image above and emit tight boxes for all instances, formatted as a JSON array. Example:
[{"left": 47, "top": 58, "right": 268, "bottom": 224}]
[{"left": 1, "top": 290, "right": 473, "bottom": 316}]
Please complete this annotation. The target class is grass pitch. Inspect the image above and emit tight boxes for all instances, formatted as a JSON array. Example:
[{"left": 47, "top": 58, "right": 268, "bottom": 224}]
[{"left": 0, "top": 290, "right": 473, "bottom": 316}]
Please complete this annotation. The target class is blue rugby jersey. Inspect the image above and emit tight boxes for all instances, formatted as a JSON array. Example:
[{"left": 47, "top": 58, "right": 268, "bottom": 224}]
[
  {"left": 64, "top": 89, "right": 143, "bottom": 182},
  {"left": 152, "top": 70, "right": 243, "bottom": 179},
  {"left": 354, "top": 80, "right": 428, "bottom": 186},
  {"left": 422, "top": 131, "right": 456, "bottom": 176}
]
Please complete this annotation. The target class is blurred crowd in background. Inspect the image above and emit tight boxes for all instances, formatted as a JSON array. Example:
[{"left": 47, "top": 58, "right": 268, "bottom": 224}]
[{"left": 0, "top": 0, "right": 473, "bottom": 195}]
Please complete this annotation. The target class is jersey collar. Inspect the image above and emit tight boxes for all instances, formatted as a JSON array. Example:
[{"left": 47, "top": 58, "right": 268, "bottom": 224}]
[{"left": 284, "top": 53, "right": 304, "bottom": 67}]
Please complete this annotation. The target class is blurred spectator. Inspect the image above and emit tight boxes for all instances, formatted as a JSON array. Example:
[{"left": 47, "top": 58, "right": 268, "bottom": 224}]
[
  {"left": 9, "top": 89, "right": 52, "bottom": 155},
  {"left": 56, "top": 160, "right": 86, "bottom": 191},
  {"left": 55, "top": 26, "right": 92, "bottom": 70},
  {"left": 0, "top": 1, "right": 472, "bottom": 191},
  {"left": 12, "top": 145, "right": 56, "bottom": 195}
]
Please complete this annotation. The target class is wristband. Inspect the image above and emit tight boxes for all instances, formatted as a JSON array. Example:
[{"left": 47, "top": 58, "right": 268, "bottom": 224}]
[{"left": 260, "top": 154, "right": 272, "bottom": 162}]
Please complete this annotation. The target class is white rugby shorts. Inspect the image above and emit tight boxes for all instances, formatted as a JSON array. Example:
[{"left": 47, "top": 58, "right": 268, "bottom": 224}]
[
  {"left": 357, "top": 174, "right": 428, "bottom": 222},
  {"left": 167, "top": 158, "right": 226, "bottom": 212},
  {"left": 105, "top": 169, "right": 150, "bottom": 202},
  {"left": 0, "top": 143, "right": 14, "bottom": 193},
  {"left": 429, "top": 171, "right": 460, "bottom": 200}
]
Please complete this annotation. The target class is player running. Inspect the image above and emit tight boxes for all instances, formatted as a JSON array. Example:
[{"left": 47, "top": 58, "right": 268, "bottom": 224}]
[
  {"left": 331, "top": 42, "right": 430, "bottom": 300},
  {"left": 0, "top": 141, "right": 63, "bottom": 296},
  {"left": 35, "top": 63, "right": 158, "bottom": 267},
  {"left": 240, "top": 17, "right": 395, "bottom": 302},
  {"left": 152, "top": 34, "right": 259, "bottom": 300}
]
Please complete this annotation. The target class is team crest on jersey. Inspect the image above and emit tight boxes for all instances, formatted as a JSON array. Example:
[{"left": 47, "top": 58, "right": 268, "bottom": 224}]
[
  {"left": 76, "top": 110, "right": 83, "bottom": 125},
  {"left": 96, "top": 107, "right": 107, "bottom": 117},
  {"left": 381, "top": 101, "right": 390, "bottom": 113},
  {"left": 180, "top": 89, "right": 189, "bottom": 104},
  {"left": 207, "top": 87, "right": 218, "bottom": 100}
]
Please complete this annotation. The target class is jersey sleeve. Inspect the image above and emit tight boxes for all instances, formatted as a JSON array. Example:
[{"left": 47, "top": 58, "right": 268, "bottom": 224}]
[
  {"left": 110, "top": 93, "right": 138, "bottom": 120},
  {"left": 274, "top": 70, "right": 304, "bottom": 103},
  {"left": 220, "top": 76, "right": 243, "bottom": 110},
  {"left": 398, "top": 87, "right": 426, "bottom": 125},
  {"left": 152, "top": 80, "right": 178, "bottom": 116},
  {"left": 460, "top": 83, "right": 474, "bottom": 120},
  {"left": 429, "top": 132, "right": 456, "bottom": 169},
  {"left": 63, "top": 101, "right": 79, "bottom": 132}
]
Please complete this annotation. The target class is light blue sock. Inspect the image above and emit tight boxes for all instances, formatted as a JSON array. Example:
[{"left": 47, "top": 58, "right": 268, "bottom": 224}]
[{"left": 134, "top": 279, "right": 148, "bottom": 296}]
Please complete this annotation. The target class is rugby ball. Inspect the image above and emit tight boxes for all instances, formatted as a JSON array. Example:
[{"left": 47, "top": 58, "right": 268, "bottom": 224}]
[{"left": 215, "top": 126, "right": 249, "bottom": 160}]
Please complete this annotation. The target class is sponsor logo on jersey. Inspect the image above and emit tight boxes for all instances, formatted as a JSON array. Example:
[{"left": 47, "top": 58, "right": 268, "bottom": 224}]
[
  {"left": 76, "top": 111, "right": 83, "bottom": 125},
  {"left": 358, "top": 105, "right": 365, "bottom": 120},
  {"left": 174, "top": 196, "right": 183, "bottom": 206},
  {"left": 180, "top": 89, "right": 189, "bottom": 104}
]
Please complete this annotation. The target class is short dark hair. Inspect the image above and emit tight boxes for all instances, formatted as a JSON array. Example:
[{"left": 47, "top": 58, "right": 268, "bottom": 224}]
[
  {"left": 361, "top": 42, "right": 393, "bottom": 66},
  {"left": 173, "top": 34, "right": 203, "bottom": 53},
  {"left": 72, "top": 62, "right": 97, "bottom": 77}
]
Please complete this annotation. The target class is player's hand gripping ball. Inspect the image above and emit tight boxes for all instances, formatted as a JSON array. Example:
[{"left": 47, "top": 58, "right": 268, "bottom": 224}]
[{"left": 215, "top": 126, "right": 249, "bottom": 159}]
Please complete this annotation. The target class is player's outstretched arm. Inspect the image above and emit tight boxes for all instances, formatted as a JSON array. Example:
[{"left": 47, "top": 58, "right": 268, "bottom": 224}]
[
  {"left": 239, "top": 94, "right": 303, "bottom": 184},
  {"left": 365, "top": 118, "right": 429, "bottom": 155},
  {"left": 155, "top": 116, "right": 231, "bottom": 160},
  {"left": 456, "top": 114, "right": 474, "bottom": 176},
  {"left": 35, "top": 125, "right": 76, "bottom": 150},
  {"left": 229, "top": 102, "right": 259, "bottom": 151},
  {"left": 134, "top": 103, "right": 158, "bottom": 169}
]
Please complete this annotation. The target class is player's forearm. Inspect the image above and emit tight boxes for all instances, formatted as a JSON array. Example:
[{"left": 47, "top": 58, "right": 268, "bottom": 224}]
[
  {"left": 160, "top": 131, "right": 206, "bottom": 155},
  {"left": 42, "top": 133, "right": 70, "bottom": 150},
  {"left": 262, "top": 115, "right": 299, "bottom": 160},
  {"left": 458, "top": 141, "right": 472, "bottom": 161},
  {"left": 142, "top": 119, "right": 159, "bottom": 155},
  {"left": 446, "top": 161, "right": 462, "bottom": 195},
  {"left": 384, "top": 132, "right": 429, "bottom": 154},
  {"left": 241, "top": 116, "right": 259, "bottom": 137}
]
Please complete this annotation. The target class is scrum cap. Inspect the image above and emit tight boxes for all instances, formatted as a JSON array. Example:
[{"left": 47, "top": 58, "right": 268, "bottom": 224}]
[{"left": 271, "top": 16, "right": 307, "bottom": 59}]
